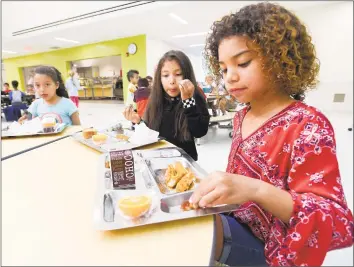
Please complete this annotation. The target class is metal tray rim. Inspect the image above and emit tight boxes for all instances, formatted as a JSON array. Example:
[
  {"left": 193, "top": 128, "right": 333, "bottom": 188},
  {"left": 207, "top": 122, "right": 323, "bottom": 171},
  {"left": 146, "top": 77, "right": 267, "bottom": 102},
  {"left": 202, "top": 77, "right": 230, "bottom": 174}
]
[
  {"left": 72, "top": 131, "right": 162, "bottom": 153},
  {"left": 1, "top": 124, "right": 68, "bottom": 138}
]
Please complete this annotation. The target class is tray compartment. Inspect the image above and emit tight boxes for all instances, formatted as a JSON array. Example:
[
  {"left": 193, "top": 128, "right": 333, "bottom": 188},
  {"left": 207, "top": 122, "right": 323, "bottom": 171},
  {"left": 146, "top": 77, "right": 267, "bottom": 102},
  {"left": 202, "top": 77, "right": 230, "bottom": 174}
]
[
  {"left": 160, "top": 191, "right": 193, "bottom": 213},
  {"left": 145, "top": 156, "right": 204, "bottom": 195}
]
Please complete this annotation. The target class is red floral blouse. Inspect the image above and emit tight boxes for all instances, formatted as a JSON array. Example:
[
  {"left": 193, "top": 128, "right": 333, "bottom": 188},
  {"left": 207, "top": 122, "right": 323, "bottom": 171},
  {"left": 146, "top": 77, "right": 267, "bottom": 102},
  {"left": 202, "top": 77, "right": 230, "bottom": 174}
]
[{"left": 227, "top": 101, "right": 353, "bottom": 266}]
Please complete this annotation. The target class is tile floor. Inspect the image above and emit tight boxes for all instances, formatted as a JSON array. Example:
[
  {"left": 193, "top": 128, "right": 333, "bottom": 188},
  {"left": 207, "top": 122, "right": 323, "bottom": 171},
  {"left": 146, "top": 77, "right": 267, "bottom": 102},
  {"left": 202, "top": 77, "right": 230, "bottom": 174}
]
[{"left": 3, "top": 99, "right": 353, "bottom": 265}]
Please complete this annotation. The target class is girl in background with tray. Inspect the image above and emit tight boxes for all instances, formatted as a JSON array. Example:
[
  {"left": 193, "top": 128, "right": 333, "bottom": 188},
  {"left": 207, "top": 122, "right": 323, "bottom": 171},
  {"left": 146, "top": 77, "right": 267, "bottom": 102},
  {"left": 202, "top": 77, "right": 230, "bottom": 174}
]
[
  {"left": 188, "top": 3, "right": 354, "bottom": 266},
  {"left": 123, "top": 50, "right": 210, "bottom": 161},
  {"left": 18, "top": 66, "right": 81, "bottom": 126}
]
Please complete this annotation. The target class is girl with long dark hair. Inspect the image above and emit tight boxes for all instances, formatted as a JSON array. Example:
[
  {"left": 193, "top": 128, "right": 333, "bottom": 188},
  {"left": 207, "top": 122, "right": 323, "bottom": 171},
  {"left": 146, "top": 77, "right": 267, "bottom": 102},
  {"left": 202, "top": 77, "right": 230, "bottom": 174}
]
[
  {"left": 18, "top": 65, "right": 80, "bottom": 125},
  {"left": 124, "top": 50, "right": 210, "bottom": 160}
]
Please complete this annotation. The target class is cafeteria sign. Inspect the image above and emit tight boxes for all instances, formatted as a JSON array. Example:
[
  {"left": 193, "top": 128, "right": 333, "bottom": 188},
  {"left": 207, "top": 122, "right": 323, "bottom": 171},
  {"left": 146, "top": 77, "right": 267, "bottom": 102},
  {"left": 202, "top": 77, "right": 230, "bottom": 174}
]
[{"left": 109, "top": 150, "right": 136, "bottom": 189}]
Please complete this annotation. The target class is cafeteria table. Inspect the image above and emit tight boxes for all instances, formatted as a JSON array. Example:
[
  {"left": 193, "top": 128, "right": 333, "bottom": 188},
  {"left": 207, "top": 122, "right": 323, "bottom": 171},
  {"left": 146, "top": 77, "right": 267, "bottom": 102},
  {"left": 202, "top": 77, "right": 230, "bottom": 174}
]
[
  {"left": 1, "top": 125, "right": 83, "bottom": 160},
  {"left": 2, "top": 136, "right": 216, "bottom": 266}
]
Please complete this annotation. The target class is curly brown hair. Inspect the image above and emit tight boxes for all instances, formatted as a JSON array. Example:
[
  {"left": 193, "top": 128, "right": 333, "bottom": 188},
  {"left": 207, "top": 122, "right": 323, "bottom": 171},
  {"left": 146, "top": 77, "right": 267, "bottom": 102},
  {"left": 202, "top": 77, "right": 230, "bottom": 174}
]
[{"left": 204, "top": 2, "right": 320, "bottom": 100}]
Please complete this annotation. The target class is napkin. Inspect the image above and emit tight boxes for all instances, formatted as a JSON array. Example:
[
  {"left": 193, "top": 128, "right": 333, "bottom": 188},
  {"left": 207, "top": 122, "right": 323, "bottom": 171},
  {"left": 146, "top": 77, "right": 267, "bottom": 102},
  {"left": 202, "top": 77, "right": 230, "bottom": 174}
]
[
  {"left": 128, "top": 123, "right": 159, "bottom": 145},
  {"left": 8, "top": 117, "right": 43, "bottom": 134},
  {"left": 6, "top": 118, "right": 65, "bottom": 135}
]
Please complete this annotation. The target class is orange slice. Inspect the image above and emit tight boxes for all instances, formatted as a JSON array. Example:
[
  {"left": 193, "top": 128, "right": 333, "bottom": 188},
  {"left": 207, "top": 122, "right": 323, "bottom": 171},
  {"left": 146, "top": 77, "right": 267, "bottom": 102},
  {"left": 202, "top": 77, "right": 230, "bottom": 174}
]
[{"left": 118, "top": 195, "right": 152, "bottom": 218}]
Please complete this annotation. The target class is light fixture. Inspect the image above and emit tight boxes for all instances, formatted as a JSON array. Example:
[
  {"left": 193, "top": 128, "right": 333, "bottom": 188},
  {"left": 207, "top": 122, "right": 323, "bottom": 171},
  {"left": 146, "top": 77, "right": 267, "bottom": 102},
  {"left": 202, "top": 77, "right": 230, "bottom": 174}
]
[
  {"left": 172, "top": 32, "right": 207, "bottom": 38},
  {"left": 169, "top": 13, "right": 188, "bottom": 25},
  {"left": 55, "top": 37, "right": 80, "bottom": 44},
  {"left": 189, "top": 44, "right": 205, "bottom": 47},
  {"left": 2, "top": 50, "right": 17, "bottom": 54}
]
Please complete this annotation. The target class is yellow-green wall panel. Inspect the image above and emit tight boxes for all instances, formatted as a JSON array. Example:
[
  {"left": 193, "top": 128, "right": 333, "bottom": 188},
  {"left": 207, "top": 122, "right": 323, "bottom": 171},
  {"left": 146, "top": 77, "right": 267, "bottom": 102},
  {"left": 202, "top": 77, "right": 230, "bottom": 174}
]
[{"left": 3, "top": 34, "right": 147, "bottom": 101}]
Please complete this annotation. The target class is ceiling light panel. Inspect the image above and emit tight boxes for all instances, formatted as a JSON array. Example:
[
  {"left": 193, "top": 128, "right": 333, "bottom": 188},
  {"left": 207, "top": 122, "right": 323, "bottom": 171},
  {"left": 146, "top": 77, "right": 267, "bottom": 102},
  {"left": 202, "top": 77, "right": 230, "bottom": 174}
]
[
  {"left": 2, "top": 50, "right": 17, "bottom": 54},
  {"left": 55, "top": 37, "right": 80, "bottom": 44},
  {"left": 169, "top": 13, "right": 188, "bottom": 24},
  {"left": 172, "top": 32, "right": 207, "bottom": 38},
  {"left": 190, "top": 44, "right": 205, "bottom": 47}
]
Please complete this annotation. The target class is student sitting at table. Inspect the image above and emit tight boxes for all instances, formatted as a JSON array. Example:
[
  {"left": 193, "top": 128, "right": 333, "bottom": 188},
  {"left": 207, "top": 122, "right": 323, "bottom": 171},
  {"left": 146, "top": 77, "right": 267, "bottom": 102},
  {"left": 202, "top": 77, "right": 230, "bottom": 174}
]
[
  {"left": 18, "top": 66, "right": 81, "bottom": 125},
  {"left": 126, "top": 69, "right": 139, "bottom": 109},
  {"left": 190, "top": 3, "right": 353, "bottom": 266},
  {"left": 204, "top": 74, "right": 218, "bottom": 117},
  {"left": 2, "top": 82, "right": 11, "bottom": 94},
  {"left": 133, "top": 78, "right": 151, "bottom": 118},
  {"left": 146, "top": 75, "right": 153, "bottom": 88},
  {"left": 123, "top": 50, "right": 210, "bottom": 161},
  {"left": 26, "top": 84, "right": 36, "bottom": 96},
  {"left": 204, "top": 74, "right": 216, "bottom": 93},
  {"left": 9, "top": 80, "right": 26, "bottom": 105}
]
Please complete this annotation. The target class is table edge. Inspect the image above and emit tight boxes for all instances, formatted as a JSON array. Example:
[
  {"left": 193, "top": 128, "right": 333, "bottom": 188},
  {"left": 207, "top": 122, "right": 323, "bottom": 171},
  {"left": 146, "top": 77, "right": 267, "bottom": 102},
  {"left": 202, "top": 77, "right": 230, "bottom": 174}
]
[{"left": 1, "top": 127, "right": 83, "bottom": 161}]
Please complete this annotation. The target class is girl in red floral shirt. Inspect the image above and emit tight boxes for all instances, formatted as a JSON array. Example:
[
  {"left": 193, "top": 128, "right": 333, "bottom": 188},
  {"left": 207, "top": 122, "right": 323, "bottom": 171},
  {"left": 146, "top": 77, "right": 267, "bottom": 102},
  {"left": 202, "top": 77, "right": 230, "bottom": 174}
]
[{"left": 190, "top": 2, "right": 353, "bottom": 266}]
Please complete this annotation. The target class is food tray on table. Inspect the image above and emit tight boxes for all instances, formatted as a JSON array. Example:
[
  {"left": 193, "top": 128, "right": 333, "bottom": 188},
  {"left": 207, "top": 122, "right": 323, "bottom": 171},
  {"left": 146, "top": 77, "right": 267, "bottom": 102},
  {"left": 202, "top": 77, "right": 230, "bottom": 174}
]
[
  {"left": 94, "top": 147, "right": 239, "bottom": 231},
  {"left": 1, "top": 123, "right": 67, "bottom": 138},
  {"left": 72, "top": 123, "right": 161, "bottom": 153}
]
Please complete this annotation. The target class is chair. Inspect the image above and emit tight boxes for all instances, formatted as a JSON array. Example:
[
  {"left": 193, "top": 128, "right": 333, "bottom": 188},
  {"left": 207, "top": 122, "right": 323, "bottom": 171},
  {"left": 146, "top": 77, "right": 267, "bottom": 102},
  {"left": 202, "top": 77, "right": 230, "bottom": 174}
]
[{"left": 3, "top": 103, "right": 28, "bottom": 122}]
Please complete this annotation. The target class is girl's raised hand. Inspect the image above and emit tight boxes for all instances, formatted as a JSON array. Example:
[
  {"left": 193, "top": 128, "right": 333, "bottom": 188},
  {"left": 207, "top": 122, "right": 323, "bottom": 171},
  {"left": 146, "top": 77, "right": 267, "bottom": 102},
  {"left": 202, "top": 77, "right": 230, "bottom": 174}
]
[
  {"left": 179, "top": 79, "right": 195, "bottom": 100},
  {"left": 123, "top": 105, "right": 141, "bottom": 124},
  {"left": 18, "top": 115, "right": 28, "bottom": 124}
]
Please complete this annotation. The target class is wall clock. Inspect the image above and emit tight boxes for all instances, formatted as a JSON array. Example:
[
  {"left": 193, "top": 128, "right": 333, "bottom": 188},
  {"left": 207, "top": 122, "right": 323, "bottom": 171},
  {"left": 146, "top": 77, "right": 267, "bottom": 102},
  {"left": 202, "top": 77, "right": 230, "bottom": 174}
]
[{"left": 128, "top": 43, "right": 137, "bottom": 55}]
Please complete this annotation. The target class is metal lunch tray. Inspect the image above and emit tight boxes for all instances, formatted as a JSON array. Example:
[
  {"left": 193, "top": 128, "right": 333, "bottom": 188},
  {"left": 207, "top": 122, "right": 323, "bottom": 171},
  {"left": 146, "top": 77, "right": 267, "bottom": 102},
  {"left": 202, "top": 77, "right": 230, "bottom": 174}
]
[
  {"left": 1, "top": 124, "right": 67, "bottom": 138},
  {"left": 94, "top": 147, "right": 239, "bottom": 231},
  {"left": 72, "top": 128, "right": 161, "bottom": 153}
]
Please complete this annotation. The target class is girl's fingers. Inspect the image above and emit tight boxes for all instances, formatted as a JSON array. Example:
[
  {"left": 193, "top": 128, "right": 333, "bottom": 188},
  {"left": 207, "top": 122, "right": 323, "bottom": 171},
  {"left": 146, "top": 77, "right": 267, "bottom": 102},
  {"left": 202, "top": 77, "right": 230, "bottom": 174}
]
[
  {"left": 129, "top": 109, "right": 135, "bottom": 121},
  {"left": 179, "top": 80, "right": 189, "bottom": 90},
  {"left": 190, "top": 178, "right": 218, "bottom": 206},
  {"left": 123, "top": 108, "right": 129, "bottom": 119},
  {"left": 206, "top": 196, "right": 224, "bottom": 208},
  {"left": 198, "top": 190, "right": 221, "bottom": 208},
  {"left": 179, "top": 80, "right": 194, "bottom": 99},
  {"left": 179, "top": 83, "right": 186, "bottom": 95},
  {"left": 123, "top": 107, "right": 135, "bottom": 122},
  {"left": 181, "top": 80, "right": 192, "bottom": 89}
]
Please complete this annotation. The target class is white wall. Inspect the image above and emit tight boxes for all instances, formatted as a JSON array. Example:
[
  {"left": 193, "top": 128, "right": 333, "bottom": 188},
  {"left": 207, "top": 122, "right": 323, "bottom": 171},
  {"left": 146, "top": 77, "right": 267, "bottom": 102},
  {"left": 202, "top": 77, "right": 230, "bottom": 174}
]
[
  {"left": 185, "top": 52, "right": 205, "bottom": 83},
  {"left": 1, "top": 62, "right": 6, "bottom": 84},
  {"left": 146, "top": 38, "right": 207, "bottom": 82},
  {"left": 171, "top": 2, "right": 354, "bottom": 114},
  {"left": 73, "top": 56, "right": 122, "bottom": 77},
  {"left": 295, "top": 2, "right": 353, "bottom": 114},
  {"left": 146, "top": 38, "right": 180, "bottom": 77}
]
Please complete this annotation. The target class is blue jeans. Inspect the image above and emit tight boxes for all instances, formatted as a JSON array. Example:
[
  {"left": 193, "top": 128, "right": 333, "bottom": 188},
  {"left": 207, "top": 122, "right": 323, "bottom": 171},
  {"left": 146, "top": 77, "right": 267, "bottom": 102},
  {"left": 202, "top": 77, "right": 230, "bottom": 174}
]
[{"left": 219, "top": 215, "right": 267, "bottom": 266}]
